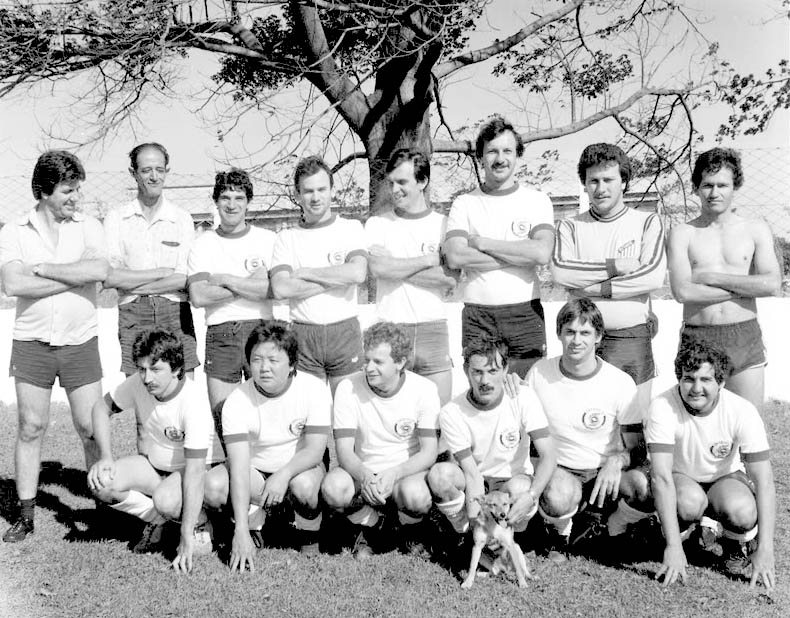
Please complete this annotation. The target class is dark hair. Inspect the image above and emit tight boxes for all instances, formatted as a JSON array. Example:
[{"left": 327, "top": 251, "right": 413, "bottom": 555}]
[
  {"left": 31, "top": 151, "right": 86, "bottom": 200},
  {"left": 674, "top": 338, "right": 733, "bottom": 383},
  {"left": 462, "top": 336, "right": 509, "bottom": 369},
  {"left": 245, "top": 320, "right": 299, "bottom": 368},
  {"left": 128, "top": 143, "right": 170, "bottom": 171},
  {"left": 691, "top": 147, "right": 744, "bottom": 190},
  {"left": 474, "top": 116, "right": 524, "bottom": 160},
  {"left": 363, "top": 321, "right": 412, "bottom": 364},
  {"left": 556, "top": 298, "right": 605, "bottom": 338},
  {"left": 577, "top": 143, "right": 632, "bottom": 190},
  {"left": 213, "top": 168, "right": 253, "bottom": 202},
  {"left": 132, "top": 328, "right": 185, "bottom": 379},
  {"left": 294, "top": 155, "right": 333, "bottom": 190},
  {"left": 386, "top": 149, "right": 431, "bottom": 184}
]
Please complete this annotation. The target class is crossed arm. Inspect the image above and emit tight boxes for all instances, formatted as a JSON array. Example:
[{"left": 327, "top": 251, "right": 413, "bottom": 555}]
[
  {"left": 2, "top": 257, "right": 109, "bottom": 298},
  {"left": 189, "top": 268, "right": 270, "bottom": 308},
  {"left": 444, "top": 229, "right": 554, "bottom": 272},
  {"left": 270, "top": 255, "right": 367, "bottom": 300},
  {"left": 367, "top": 246, "right": 458, "bottom": 292}
]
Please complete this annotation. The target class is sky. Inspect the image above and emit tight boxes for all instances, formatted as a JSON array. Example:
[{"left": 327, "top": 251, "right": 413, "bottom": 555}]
[{"left": 0, "top": 0, "right": 787, "bottom": 181}]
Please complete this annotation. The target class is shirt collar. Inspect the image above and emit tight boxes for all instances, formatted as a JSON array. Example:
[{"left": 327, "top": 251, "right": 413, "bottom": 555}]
[{"left": 120, "top": 195, "right": 179, "bottom": 222}]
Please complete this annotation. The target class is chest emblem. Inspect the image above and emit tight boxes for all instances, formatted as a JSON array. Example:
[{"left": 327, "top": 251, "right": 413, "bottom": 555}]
[
  {"left": 289, "top": 419, "right": 306, "bottom": 437},
  {"left": 499, "top": 428, "right": 520, "bottom": 449},
  {"left": 164, "top": 426, "right": 185, "bottom": 442},
  {"left": 511, "top": 220, "right": 531, "bottom": 238},
  {"left": 616, "top": 240, "right": 636, "bottom": 257},
  {"left": 709, "top": 441, "right": 732, "bottom": 459},
  {"left": 581, "top": 409, "right": 607, "bottom": 430},
  {"left": 244, "top": 255, "right": 264, "bottom": 273},
  {"left": 421, "top": 242, "right": 439, "bottom": 254},
  {"left": 394, "top": 418, "right": 416, "bottom": 439},
  {"left": 327, "top": 250, "right": 346, "bottom": 265}
]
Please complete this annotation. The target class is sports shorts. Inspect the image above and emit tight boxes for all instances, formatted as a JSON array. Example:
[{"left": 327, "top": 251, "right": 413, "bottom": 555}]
[
  {"left": 292, "top": 316, "right": 363, "bottom": 380},
  {"left": 10, "top": 336, "right": 102, "bottom": 390},
  {"left": 680, "top": 318, "right": 765, "bottom": 375},
  {"left": 204, "top": 319, "right": 263, "bottom": 382},
  {"left": 483, "top": 474, "right": 533, "bottom": 493},
  {"left": 599, "top": 322, "right": 655, "bottom": 385},
  {"left": 461, "top": 299, "right": 546, "bottom": 376},
  {"left": 119, "top": 296, "right": 199, "bottom": 375},
  {"left": 399, "top": 320, "right": 452, "bottom": 375},
  {"left": 698, "top": 469, "right": 756, "bottom": 496}
]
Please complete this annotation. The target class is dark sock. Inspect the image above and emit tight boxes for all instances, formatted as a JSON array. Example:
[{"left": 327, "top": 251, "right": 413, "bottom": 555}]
[{"left": 20, "top": 498, "right": 36, "bottom": 521}]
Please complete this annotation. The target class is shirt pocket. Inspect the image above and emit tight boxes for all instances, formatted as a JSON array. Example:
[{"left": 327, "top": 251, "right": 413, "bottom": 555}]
[{"left": 158, "top": 240, "right": 181, "bottom": 269}]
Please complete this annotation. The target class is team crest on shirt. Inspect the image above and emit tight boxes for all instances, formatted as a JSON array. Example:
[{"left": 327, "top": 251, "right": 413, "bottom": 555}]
[
  {"left": 327, "top": 250, "right": 346, "bottom": 265},
  {"left": 393, "top": 418, "right": 416, "bottom": 439},
  {"left": 289, "top": 419, "right": 306, "bottom": 437},
  {"left": 421, "top": 242, "right": 439, "bottom": 254},
  {"left": 616, "top": 240, "right": 636, "bottom": 257},
  {"left": 244, "top": 255, "right": 264, "bottom": 273},
  {"left": 581, "top": 409, "right": 607, "bottom": 430},
  {"left": 164, "top": 426, "right": 185, "bottom": 442},
  {"left": 511, "top": 219, "right": 531, "bottom": 238},
  {"left": 499, "top": 428, "right": 520, "bottom": 449},
  {"left": 709, "top": 441, "right": 733, "bottom": 459}
]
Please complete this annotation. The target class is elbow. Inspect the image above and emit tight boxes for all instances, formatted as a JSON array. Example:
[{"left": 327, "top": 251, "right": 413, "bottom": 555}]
[
  {"left": 444, "top": 252, "right": 463, "bottom": 270},
  {"left": 534, "top": 248, "right": 552, "bottom": 267},
  {"left": 270, "top": 284, "right": 287, "bottom": 301}
]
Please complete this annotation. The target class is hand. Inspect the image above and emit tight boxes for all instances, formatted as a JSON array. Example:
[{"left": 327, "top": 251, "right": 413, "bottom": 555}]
[
  {"left": 261, "top": 469, "right": 291, "bottom": 508},
  {"left": 374, "top": 468, "right": 400, "bottom": 501},
  {"left": 172, "top": 535, "right": 194, "bottom": 573},
  {"left": 589, "top": 456, "right": 623, "bottom": 508},
  {"left": 466, "top": 495, "right": 482, "bottom": 521},
  {"left": 360, "top": 471, "right": 386, "bottom": 506},
  {"left": 230, "top": 529, "right": 256, "bottom": 573},
  {"left": 503, "top": 372, "right": 523, "bottom": 398},
  {"left": 614, "top": 257, "right": 640, "bottom": 276},
  {"left": 207, "top": 273, "right": 228, "bottom": 287},
  {"left": 87, "top": 458, "right": 115, "bottom": 492},
  {"left": 656, "top": 544, "right": 687, "bottom": 587},
  {"left": 749, "top": 545, "right": 775, "bottom": 589},
  {"left": 507, "top": 491, "right": 536, "bottom": 527}
]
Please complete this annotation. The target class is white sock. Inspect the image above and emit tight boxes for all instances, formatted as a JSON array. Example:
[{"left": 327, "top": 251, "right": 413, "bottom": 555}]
[
  {"left": 248, "top": 504, "right": 266, "bottom": 531},
  {"left": 722, "top": 524, "right": 758, "bottom": 543},
  {"left": 294, "top": 511, "right": 322, "bottom": 532},
  {"left": 539, "top": 505, "right": 577, "bottom": 538},
  {"left": 700, "top": 515, "right": 722, "bottom": 538},
  {"left": 436, "top": 493, "right": 468, "bottom": 533},
  {"left": 111, "top": 490, "right": 165, "bottom": 524},
  {"left": 347, "top": 505, "right": 380, "bottom": 527},
  {"left": 607, "top": 499, "right": 652, "bottom": 536}
]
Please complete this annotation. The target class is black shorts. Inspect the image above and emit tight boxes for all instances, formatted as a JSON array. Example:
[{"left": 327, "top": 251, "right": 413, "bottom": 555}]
[{"left": 10, "top": 337, "right": 102, "bottom": 390}]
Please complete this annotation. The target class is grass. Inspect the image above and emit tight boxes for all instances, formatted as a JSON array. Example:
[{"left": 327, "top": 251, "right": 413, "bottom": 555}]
[{"left": 0, "top": 400, "right": 788, "bottom": 618}]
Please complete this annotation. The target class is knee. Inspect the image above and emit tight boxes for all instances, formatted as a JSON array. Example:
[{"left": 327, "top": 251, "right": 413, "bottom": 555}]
[
  {"left": 676, "top": 487, "right": 706, "bottom": 523},
  {"left": 289, "top": 472, "right": 322, "bottom": 509},
  {"left": 540, "top": 478, "right": 580, "bottom": 517},
  {"left": 92, "top": 485, "right": 118, "bottom": 505},
  {"left": 717, "top": 498, "right": 757, "bottom": 531},
  {"left": 321, "top": 471, "right": 352, "bottom": 510},
  {"left": 152, "top": 485, "right": 181, "bottom": 520},
  {"left": 620, "top": 470, "right": 651, "bottom": 505},
  {"left": 17, "top": 416, "right": 48, "bottom": 442},
  {"left": 394, "top": 481, "right": 432, "bottom": 515},
  {"left": 427, "top": 463, "right": 460, "bottom": 501},
  {"left": 203, "top": 470, "right": 228, "bottom": 509}
]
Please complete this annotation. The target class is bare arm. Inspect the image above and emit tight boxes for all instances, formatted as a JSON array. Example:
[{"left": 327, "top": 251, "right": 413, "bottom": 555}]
[
  {"left": 104, "top": 267, "right": 174, "bottom": 290},
  {"left": 275, "top": 432, "right": 328, "bottom": 480},
  {"left": 373, "top": 433, "right": 438, "bottom": 501},
  {"left": 226, "top": 440, "right": 255, "bottom": 572},
  {"left": 744, "top": 458, "right": 776, "bottom": 589},
  {"left": 270, "top": 269, "right": 328, "bottom": 301},
  {"left": 667, "top": 225, "right": 735, "bottom": 304},
  {"left": 126, "top": 272, "right": 187, "bottom": 296},
  {"left": 86, "top": 396, "right": 118, "bottom": 494},
  {"left": 457, "top": 453, "right": 486, "bottom": 519},
  {"left": 295, "top": 254, "right": 368, "bottom": 287},
  {"left": 215, "top": 269, "right": 270, "bottom": 302},
  {"left": 650, "top": 449, "right": 687, "bottom": 587},
  {"left": 2, "top": 262, "right": 73, "bottom": 298},
  {"left": 406, "top": 265, "right": 459, "bottom": 292},
  {"left": 188, "top": 279, "right": 236, "bottom": 308},
  {"left": 36, "top": 259, "right": 109, "bottom": 286},
  {"left": 469, "top": 227, "right": 554, "bottom": 267},
  {"left": 444, "top": 235, "right": 507, "bottom": 271},
  {"left": 530, "top": 433, "right": 558, "bottom": 499},
  {"left": 367, "top": 246, "right": 439, "bottom": 280},
  {"left": 173, "top": 456, "right": 206, "bottom": 573}
]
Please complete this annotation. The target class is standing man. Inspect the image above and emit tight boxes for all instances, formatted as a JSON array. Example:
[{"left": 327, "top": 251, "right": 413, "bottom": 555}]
[
  {"left": 365, "top": 149, "right": 457, "bottom": 404},
  {"left": 444, "top": 116, "right": 555, "bottom": 377},
  {"left": 202, "top": 321, "right": 331, "bottom": 570},
  {"left": 0, "top": 151, "right": 108, "bottom": 543},
  {"left": 524, "top": 299, "right": 649, "bottom": 561},
  {"left": 88, "top": 328, "right": 225, "bottom": 570},
  {"left": 270, "top": 155, "right": 367, "bottom": 395},
  {"left": 428, "top": 337, "right": 556, "bottom": 543},
  {"left": 104, "top": 142, "right": 199, "bottom": 376},
  {"left": 552, "top": 143, "right": 666, "bottom": 387},
  {"left": 647, "top": 339, "right": 775, "bottom": 589},
  {"left": 187, "top": 169, "right": 275, "bottom": 420},
  {"left": 321, "top": 322, "right": 440, "bottom": 558},
  {"left": 667, "top": 147, "right": 781, "bottom": 408}
]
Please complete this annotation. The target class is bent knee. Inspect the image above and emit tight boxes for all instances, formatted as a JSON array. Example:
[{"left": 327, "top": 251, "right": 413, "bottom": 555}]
[
  {"left": 394, "top": 481, "right": 432, "bottom": 514},
  {"left": 321, "top": 471, "right": 353, "bottom": 510},
  {"left": 541, "top": 478, "right": 581, "bottom": 517},
  {"left": 203, "top": 470, "right": 228, "bottom": 509},
  {"left": 152, "top": 486, "right": 181, "bottom": 519},
  {"left": 427, "top": 463, "right": 461, "bottom": 500},
  {"left": 289, "top": 472, "right": 322, "bottom": 508}
]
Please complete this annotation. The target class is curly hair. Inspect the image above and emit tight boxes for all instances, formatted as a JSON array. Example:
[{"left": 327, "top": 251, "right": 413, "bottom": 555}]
[
  {"left": 213, "top": 168, "right": 253, "bottom": 201},
  {"left": 132, "top": 328, "right": 185, "bottom": 379},
  {"left": 31, "top": 151, "right": 85, "bottom": 200},
  {"left": 363, "top": 321, "right": 412, "bottom": 364},
  {"left": 474, "top": 116, "right": 524, "bottom": 160},
  {"left": 576, "top": 143, "right": 632, "bottom": 190},
  {"left": 674, "top": 338, "right": 733, "bottom": 383},
  {"left": 691, "top": 147, "right": 744, "bottom": 190}
]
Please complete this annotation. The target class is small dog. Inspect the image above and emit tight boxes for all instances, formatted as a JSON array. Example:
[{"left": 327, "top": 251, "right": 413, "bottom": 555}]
[{"left": 461, "top": 490, "right": 534, "bottom": 589}]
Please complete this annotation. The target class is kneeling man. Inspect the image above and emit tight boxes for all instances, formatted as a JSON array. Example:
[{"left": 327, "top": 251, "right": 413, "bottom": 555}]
[
  {"left": 203, "top": 321, "right": 331, "bottom": 571},
  {"left": 321, "top": 322, "right": 440, "bottom": 558},
  {"left": 429, "top": 337, "right": 556, "bottom": 545},
  {"left": 88, "top": 328, "right": 224, "bottom": 572},
  {"left": 525, "top": 298, "right": 648, "bottom": 561},
  {"left": 647, "top": 339, "right": 775, "bottom": 589}
]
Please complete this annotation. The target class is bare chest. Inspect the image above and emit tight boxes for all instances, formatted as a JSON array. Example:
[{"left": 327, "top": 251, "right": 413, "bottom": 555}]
[{"left": 687, "top": 225, "right": 755, "bottom": 272}]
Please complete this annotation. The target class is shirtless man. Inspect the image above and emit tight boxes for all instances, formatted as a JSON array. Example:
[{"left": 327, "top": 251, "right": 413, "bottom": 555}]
[{"left": 667, "top": 147, "right": 781, "bottom": 408}]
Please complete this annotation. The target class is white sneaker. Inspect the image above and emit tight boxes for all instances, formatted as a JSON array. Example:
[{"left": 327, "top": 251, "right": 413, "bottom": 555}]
[{"left": 192, "top": 520, "right": 214, "bottom": 556}]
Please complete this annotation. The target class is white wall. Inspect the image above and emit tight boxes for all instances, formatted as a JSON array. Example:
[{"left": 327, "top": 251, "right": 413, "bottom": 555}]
[{"left": 1, "top": 298, "right": 788, "bottom": 406}]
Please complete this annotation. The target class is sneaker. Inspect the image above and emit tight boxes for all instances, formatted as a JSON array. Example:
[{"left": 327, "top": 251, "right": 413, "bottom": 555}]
[
  {"left": 542, "top": 525, "right": 569, "bottom": 563},
  {"left": 192, "top": 521, "right": 214, "bottom": 556},
  {"left": 699, "top": 526, "right": 723, "bottom": 557},
  {"left": 296, "top": 530, "right": 321, "bottom": 555},
  {"left": 133, "top": 521, "right": 165, "bottom": 554},
  {"left": 249, "top": 529, "right": 264, "bottom": 549},
  {"left": 721, "top": 538, "right": 757, "bottom": 577},
  {"left": 569, "top": 510, "right": 607, "bottom": 551},
  {"left": 615, "top": 514, "right": 663, "bottom": 563},
  {"left": 2, "top": 517, "right": 34, "bottom": 543}
]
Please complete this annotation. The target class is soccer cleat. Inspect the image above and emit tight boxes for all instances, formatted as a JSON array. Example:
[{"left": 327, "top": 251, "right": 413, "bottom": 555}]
[
  {"left": 541, "top": 525, "right": 569, "bottom": 563},
  {"left": 721, "top": 538, "right": 758, "bottom": 577},
  {"left": 133, "top": 521, "right": 165, "bottom": 554},
  {"left": 2, "top": 517, "right": 34, "bottom": 543},
  {"left": 192, "top": 521, "right": 214, "bottom": 556},
  {"left": 698, "top": 525, "right": 723, "bottom": 557},
  {"left": 569, "top": 510, "right": 608, "bottom": 550}
]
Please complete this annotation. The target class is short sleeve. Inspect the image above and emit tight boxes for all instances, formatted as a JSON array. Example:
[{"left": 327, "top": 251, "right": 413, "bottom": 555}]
[
  {"left": 645, "top": 394, "right": 678, "bottom": 446},
  {"left": 304, "top": 377, "right": 332, "bottom": 429},
  {"left": 221, "top": 385, "right": 254, "bottom": 438},
  {"left": 416, "top": 381, "right": 441, "bottom": 434},
  {"left": 445, "top": 196, "right": 471, "bottom": 238},
  {"left": 82, "top": 217, "right": 108, "bottom": 260},
  {"left": 344, "top": 219, "right": 367, "bottom": 260},
  {"left": 0, "top": 223, "right": 22, "bottom": 266},
  {"left": 182, "top": 387, "right": 212, "bottom": 452},
  {"left": 439, "top": 404, "right": 472, "bottom": 456},
  {"left": 270, "top": 229, "right": 294, "bottom": 272},
  {"left": 615, "top": 375, "right": 642, "bottom": 427},
  {"left": 518, "top": 386, "right": 549, "bottom": 434},
  {"left": 332, "top": 378, "right": 359, "bottom": 434},
  {"left": 173, "top": 212, "right": 196, "bottom": 275},
  {"left": 364, "top": 216, "right": 386, "bottom": 249},
  {"left": 531, "top": 191, "right": 555, "bottom": 230},
  {"left": 103, "top": 210, "right": 125, "bottom": 269},
  {"left": 108, "top": 375, "right": 140, "bottom": 412},
  {"left": 735, "top": 400, "right": 770, "bottom": 455},
  {"left": 187, "top": 234, "right": 211, "bottom": 279}
]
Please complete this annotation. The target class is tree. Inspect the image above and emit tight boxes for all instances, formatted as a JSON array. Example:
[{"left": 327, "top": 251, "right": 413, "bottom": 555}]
[{"left": 1, "top": 0, "right": 787, "bottom": 213}]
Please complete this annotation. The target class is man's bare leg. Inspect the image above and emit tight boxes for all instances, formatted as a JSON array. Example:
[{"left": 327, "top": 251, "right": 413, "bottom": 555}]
[
  {"left": 14, "top": 381, "right": 53, "bottom": 500},
  {"left": 425, "top": 369, "right": 453, "bottom": 406},
  {"left": 726, "top": 366, "right": 764, "bottom": 410},
  {"left": 66, "top": 380, "right": 103, "bottom": 471}
]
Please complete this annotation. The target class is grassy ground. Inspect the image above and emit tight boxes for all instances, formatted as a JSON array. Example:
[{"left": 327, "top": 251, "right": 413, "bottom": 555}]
[{"left": 0, "top": 401, "right": 787, "bottom": 618}]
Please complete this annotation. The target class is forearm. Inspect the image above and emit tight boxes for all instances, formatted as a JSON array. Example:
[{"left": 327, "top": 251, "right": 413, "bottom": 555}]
[
  {"left": 3, "top": 272, "right": 73, "bottom": 298},
  {"left": 445, "top": 244, "right": 505, "bottom": 271},
  {"left": 91, "top": 406, "right": 115, "bottom": 460},
  {"left": 129, "top": 273, "right": 187, "bottom": 296},
  {"left": 695, "top": 272, "right": 780, "bottom": 298},
  {"left": 653, "top": 477, "right": 682, "bottom": 547},
  {"left": 105, "top": 267, "right": 173, "bottom": 290},
  {"left": 406, "top": 266, "right": 458, "bottom": 290},
  {"left": 336, "top": 444, "right": 372, "bottom": 484},
  {"left": 229, "top": 461, "right": 251, "bottom": 530},
  {"left": 368, "top": 254, "right": 437, "bottom": 281},
  {"left": 670, "top": 279, "right": 736, "bottom": 304},
  {"left": 296, "top": 262, "right": 366, "bottom": 287},
  {"left": 38, "top": 259, "right": 109, "bottom": 286},
  {"left": 475, "top": 237, "right": 551, "bottom": 267},
  {"left": 271, "top": 276, "right": 328, "bottom": 300},
  {"left": 530, "top": 447, "right": 557, "bottom": 496},
  {"left": 384, "top": 443, "right": 438, "bottom": 481},
  {"left": 277, "top": 441, "right": 327, "bottom": 480},
  {"left": 180, "top": 461, "right": 205, "bottom": 538},
  {"left": 188, "top": 282, "right": 235, "bottom": 308},
  {"left": 220, "top": 274, "right": 270, "bottom": 302}
]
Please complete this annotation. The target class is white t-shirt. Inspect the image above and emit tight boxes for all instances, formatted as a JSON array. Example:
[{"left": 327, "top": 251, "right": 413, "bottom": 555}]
[
  {"left": 270, "top": 215, "right": 366, "bottom": 324},
  {"left": 187, "top": 225, "right": 276, "bottom": 325},
  {"left": 525, "top": 356, "right": 641, "bottom": 469},
  {"left": 645, "top": 386, "right": 770, "bottom": 482},
  {"left": 446, "top": 183, "right": 554, "bottom": 305},
  {"left": 222, "top": 372, "right": 332, "bottom": 474},
  {"left": 365, "top": 208, "right": 448, "bottom": 323},
  {"left": 440, "top": 387, "right": 550, "bottom": 479},
  {"left": 108, "top": 375, "right": 224, "bottom": 473},
  {"left": 333, "top": 371, "right": 440, "bottom": 474}
]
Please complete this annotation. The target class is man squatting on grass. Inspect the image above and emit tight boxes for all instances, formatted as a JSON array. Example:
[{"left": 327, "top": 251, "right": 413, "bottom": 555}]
[
  {"left": 321, "top": 321, "right": 440, "bottom": 558},
  {"left": 428, "top": 336, "right": 557, "bottom": 548},
  {"left": 524, "top": 298, "right": 651, "bottom": 560},
  {"left": 647, "top": 339, "right": 776, "bottom": 589},
  {"left": 88, "top": 328, "right": 225, "bottom": 572},
  {"left": 202, "top": 321, "right": 331, "bottom": 571},
  {"left": 0, "top": 150, "right": 109, "bottom": 543}
]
